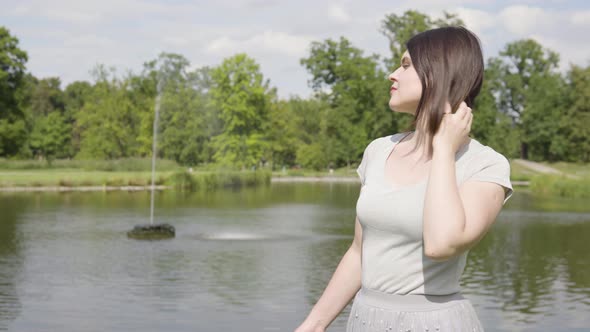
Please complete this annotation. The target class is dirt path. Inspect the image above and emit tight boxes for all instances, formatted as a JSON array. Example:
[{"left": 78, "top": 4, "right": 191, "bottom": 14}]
[{"left": 513, "top": 159, "right": 578, "bottom": 179}]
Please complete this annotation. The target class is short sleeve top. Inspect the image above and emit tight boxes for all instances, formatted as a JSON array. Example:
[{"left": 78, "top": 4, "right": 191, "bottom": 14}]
[{"left": 355, "top": 132, "right": 513, "bottom": 295}]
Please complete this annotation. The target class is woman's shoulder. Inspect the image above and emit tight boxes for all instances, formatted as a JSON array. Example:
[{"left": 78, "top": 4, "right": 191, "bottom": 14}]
[
  {"left": 363, "top": 132, "right": 407, "bottom": 154},
  {"left": 462, "top": 137, "right": 511, "bottom": 171}
]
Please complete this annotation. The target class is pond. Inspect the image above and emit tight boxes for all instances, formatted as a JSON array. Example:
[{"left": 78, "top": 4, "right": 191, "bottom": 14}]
[{"left": 0, "top": 182, "right": 588, "bottom": 331}]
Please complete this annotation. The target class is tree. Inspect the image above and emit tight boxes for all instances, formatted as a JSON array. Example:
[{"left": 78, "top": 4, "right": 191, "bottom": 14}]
[
  {"left": 521, "top": 72, "right": 568, "bottom": 161},
  {"left": 29, "top": 112, "right": 71, "bottom": 163},
  {"left": 555, "top": 64, "right": 590, "bottom": 162},
  {"left": 29, "top": 77, "right": 64, "bottom": 117},
  {"left": 64, "top": 81, "right": 92, "bottom": 155},
  {"left": 76, "top": 65, "right": 141, "bottom": 159},
  {"left": 300, "top": 37, "right": 391, "bottom": 169},
  {"left": 489, "top": 39, "right": 560, "bottom": 159},
  {"left": 209, "top": 53, "right": 273, "bottom": 169},
  {"left": 471, "top": 63, "right": 520, "bottom": 157},
  {"left": 0, "top": 27, "right": 28, "bottom": 156}
]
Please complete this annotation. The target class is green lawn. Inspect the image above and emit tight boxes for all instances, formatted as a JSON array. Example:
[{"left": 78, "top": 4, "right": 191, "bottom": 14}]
[{"left": 0, "top": 169, "right": 173, "bottom": 187}]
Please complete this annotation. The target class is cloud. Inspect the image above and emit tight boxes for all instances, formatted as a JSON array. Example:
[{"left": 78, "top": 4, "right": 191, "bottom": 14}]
[
  {"left": 327, "top": 4, "right": 351, "bottom": 23},
  {"left": 206, "top": 30, "right": 313, "bottom": 58},
  {"left": 453, "top": 7, "right": 495, "bottom": 34},
  {"left": 499, "top": 5, "right": 552, "bottom": 35},
  {"left": 571, "top": 10, "right": 590, "bottom": 26}
]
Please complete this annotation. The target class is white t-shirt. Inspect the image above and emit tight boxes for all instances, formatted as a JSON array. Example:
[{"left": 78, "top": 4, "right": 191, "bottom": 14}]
[{"left": 356, "top": 132, "right": 513, "bottom": 295}]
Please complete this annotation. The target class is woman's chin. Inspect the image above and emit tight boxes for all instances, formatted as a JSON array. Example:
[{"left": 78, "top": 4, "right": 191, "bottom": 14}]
[{"left": 389, "top": 103, "right": 405, "bottom": 113}]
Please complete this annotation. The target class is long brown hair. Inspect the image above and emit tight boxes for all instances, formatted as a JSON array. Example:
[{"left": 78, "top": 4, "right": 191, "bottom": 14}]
[{"left": 404, "top": 26, "right": 484, "bottom": 157}]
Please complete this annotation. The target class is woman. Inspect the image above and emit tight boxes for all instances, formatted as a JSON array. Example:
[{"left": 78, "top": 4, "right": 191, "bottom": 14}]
[{"left": 294, "top": 26, "right": 513, "bottom": 332}]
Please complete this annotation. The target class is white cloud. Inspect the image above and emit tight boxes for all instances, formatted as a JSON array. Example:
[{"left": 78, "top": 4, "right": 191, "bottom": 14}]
[
  {"left": 206, "top": 31, "right": 313, "bottom": 57},
  {"left": 453, "top": 7, "right": 495, "bottom": 34},
  {"left": 327, "top": 4, "right": 351, "bottom": 23},
  {"left": 499, "top": 5, "right": 552, "bottom": 35},
  {"left": 530, "top": 34, "right": 590, "bottom": 71},
  {"left": 571, "top": 11, "right": 590, "bottom": 26}
]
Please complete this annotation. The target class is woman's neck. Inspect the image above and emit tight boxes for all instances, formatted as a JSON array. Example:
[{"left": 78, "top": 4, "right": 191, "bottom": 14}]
[{"left": 402, "top": 128, "right": 433, "bottom": 162}]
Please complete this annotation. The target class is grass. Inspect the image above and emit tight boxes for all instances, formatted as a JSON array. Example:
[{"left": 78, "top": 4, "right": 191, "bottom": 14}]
[
  {"left": 271, "top": 166, "right": 357, "bottom": 178},
  {"left": 0, "top": 158, "right": 182, "bottom": 172},
  {"left": 0, "top": 170, "right": 169, "bottom": 187},
  {"left": 540, "top": 161, "right": 590, "bottom": 178},
  {"left": 529, "top": 174, "right": 590, "bottom": 199}
]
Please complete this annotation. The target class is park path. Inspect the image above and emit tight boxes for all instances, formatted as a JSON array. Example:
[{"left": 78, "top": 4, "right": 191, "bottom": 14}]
[{"left": 513, "top": 159, "right": 579, "bottom": 179}]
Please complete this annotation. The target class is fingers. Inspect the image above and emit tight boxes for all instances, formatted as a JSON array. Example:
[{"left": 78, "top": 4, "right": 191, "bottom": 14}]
[{"left": 457, "top": 101, "right": 471, "bottom": 119}]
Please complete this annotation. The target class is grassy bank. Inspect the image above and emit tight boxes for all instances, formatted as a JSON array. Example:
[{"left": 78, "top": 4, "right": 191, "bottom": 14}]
[
  {"left": 529, "top": 174, "right": 590, "bottom": 199},
  {"left": 510, "top": 159, "right": 590, "bottom": 198},
  {"left": 0, "top": 158, "right": 270, "bottom": 190},
  {"left": 0, "top": 169, "right": 271, "bottom": 190},
  {"left": 1, "top": 158, "right": 587, "bottom": 197}
]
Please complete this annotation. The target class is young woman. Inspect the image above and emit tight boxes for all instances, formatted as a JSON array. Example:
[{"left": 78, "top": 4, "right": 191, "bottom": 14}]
[{"left": 294, "top": 26, "right": 513, "bottom": 332}]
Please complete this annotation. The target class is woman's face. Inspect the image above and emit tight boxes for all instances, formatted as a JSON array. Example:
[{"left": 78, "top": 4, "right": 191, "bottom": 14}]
[{"left": 388, "top": 50, "right": 422, "bottom": 115}]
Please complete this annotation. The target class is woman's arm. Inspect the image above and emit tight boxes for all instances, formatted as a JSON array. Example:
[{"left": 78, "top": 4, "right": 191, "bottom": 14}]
[
  {"left": 423, "top": 102, "right": 506, "bottom": 261},
  {"left": 422, "top": 148, "right": 505, "bottom": 261},
  {"left": 294, "top": 215, "right": 363, "bottom": 332}
]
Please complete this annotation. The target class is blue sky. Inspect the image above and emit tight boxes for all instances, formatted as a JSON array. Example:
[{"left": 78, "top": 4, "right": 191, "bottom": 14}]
[{"left": 2, "top": 0, "right": 589, "bottom": 99}]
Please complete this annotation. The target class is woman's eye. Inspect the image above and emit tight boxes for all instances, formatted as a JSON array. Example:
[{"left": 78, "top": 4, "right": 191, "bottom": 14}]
[{"left": 402, "top": 64, "right": 409, "bottom": 69}]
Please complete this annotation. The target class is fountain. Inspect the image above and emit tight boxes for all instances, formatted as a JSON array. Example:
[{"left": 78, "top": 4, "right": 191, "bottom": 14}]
[{"left": 127, "top": 75, "right": 175, "bottom": 240}]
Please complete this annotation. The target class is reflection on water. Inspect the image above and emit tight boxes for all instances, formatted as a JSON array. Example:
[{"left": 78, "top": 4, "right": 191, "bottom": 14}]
[{"left": 0, "top": 184, "right": 588, "bottom": 331}]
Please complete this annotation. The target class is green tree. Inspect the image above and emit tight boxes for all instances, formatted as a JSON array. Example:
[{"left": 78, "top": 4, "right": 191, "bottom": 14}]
[
  {"left": 300, "top": 37, "right": 390, "bottom": 169},
  {"left": 0, "top": 27, "right": 28, "bottom": 156},
  {"left": 144, "top": 54, "right": 217, "bottom": 165},
  {"left": 29, "top": 77, "right": 64, "bottom": 117},
  {"left": 489, "top": 39, "right": 560, "bottom": 159},
  {"left": 209, "top": 53, "right": 273, "bottom": 169},
  {"left": 521, "top": 72, "right": 568, "bottom": 161},
  {"left": 64, "top": 81, "right": 92, "bottom": 155},
  {"left": 555, "top": 64, "right": 590, "bottom": 162},
  {"left": 29, "top": 112, "right": 71, "bottom": 163},
  {"left": 286, "top": 97, "right": 328, "bottom": 170},
  {"left": 24, "top": 77, "right": 75, "bottom": 158},
  {"left": 265, "top": 99, "right": 300, "bottom": 169},
  {"left": 471, "top": 63, "right": 520, "bottom": 157},
  {"left": 76, "top": 65, "right": 141, "bottom": 159}
]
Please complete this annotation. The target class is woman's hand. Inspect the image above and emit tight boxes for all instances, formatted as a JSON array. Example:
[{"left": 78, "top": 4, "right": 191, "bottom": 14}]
[{"left": 432, "top": 101, "right": 473, "bottom": 155}]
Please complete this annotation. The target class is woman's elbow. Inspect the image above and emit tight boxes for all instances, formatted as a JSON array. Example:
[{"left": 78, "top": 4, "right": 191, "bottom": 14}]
[{"left": 424, "top": 245, "right": 457, "bottom": 262}]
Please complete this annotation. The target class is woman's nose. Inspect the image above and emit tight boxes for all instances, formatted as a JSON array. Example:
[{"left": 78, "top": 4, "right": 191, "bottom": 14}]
[{"left": 388, "top": 68, "right": 400, "bottom": 82}]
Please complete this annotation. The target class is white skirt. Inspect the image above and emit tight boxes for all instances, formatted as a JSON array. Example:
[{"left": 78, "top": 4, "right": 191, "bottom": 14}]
[{"left": 346, "top": 287, "right": 485, "bottom": 332}]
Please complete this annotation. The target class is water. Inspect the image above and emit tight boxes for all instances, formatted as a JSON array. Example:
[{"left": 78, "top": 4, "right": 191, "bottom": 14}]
[{"left": 0, "top": 183, "right": 589, "bottom": 331}]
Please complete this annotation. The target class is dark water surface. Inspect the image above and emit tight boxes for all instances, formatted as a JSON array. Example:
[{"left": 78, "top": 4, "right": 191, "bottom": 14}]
[{"left": 0, "top": 183, "right": 588, "bottom": 331}]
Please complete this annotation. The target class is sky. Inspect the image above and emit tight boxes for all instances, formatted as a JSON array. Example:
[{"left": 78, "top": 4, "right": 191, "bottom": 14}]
[{"left": 1, "top": 0, "right": 589, "bottom": 99}]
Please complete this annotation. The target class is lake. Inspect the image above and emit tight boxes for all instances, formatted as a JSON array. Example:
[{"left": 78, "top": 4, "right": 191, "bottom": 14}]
[{"left": 0, "top": 182, "right": 588, "bottom": 331}]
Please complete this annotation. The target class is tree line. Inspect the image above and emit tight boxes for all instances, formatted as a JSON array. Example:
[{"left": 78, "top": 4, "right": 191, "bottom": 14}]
[{"left": 1, "top": 10, "right": 588, "bottom": 170}]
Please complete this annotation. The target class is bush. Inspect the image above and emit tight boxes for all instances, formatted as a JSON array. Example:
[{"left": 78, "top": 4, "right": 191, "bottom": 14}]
[{"left": 165, "top": 170, "right": 271, "bottom": 191}]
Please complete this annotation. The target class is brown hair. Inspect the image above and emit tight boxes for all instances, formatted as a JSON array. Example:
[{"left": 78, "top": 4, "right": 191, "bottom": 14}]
[{"left": 404, "top": 26, "right": 484, "bottom": 157}]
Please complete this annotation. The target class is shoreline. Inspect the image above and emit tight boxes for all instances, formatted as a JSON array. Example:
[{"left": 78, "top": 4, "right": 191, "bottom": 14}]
[{"left": 0, "top": 177, "right": 531, "bottom": 192}]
